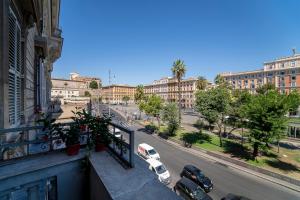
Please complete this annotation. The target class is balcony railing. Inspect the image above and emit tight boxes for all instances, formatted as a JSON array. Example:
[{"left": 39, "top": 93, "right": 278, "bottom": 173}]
[{"left": 0, "top": 121, "right": 134, "bottom": 168}]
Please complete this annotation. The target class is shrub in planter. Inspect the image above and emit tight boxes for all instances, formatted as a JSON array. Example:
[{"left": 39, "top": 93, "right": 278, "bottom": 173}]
[{"left": 90, "top": 116, "right": 112, "bottom": 152}]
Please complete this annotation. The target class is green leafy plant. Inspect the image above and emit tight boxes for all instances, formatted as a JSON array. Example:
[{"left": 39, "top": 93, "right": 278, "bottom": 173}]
[{"left": 89, "top": 116, "right": 112, "bottom": 145}]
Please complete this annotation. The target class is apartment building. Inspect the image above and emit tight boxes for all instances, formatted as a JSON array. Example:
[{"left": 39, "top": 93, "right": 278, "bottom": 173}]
[
  {"left": 220, "top": 51, "right": 300, "bottom": 94},
  {"left": 144, "top": 77, "right": 198, "bottom": 108},
  {"left": 0, "top": 0, "right": 63, "bottom": 129},
  {"left": 70, "top": 72, "right": 102, "bottom": 89},
  {"left": 102, "top": 84, "right": 136, "bottom": 104},
  {"left": 51, "top": 73, "right": 102, "bottom": 99},
  {"left": 51, "top": 78, "right": 86, "bottom": 98}
]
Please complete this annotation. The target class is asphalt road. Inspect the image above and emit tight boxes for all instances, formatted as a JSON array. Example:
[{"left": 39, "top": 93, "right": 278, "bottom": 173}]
[{"left": 98, "top": 104, "right": 300, "bottom": 200}]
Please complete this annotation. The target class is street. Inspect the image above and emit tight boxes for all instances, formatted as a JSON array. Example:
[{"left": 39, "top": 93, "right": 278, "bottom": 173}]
[{"left": 100, "top": 104, "right": 300, "bottom": 200}]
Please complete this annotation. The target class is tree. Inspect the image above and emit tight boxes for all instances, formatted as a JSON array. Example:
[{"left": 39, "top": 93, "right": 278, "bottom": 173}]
[
  {"left": 286, "top": 90, "right": 300, "bottom": 115},
  {"left": 244, "top": 90, "right": 299, "bottom": 158},
  {"left": 89, "top": 80, "right": 99, "bottom": 89},
  {"left": 122, "top": 96, "right": 130, "bottom": 106},
  {"left": 140, "top": 95, "right": 163, "bottom": 127},
  {"left": 196, "top": 76, "right": 208, "bottom": 90},
  {"left": 195, "top": 87, "right": 231, "bottom": 146},
  {"left": 135, "top": 85, "right": 145, "bottom": 119},
  {"left": 226, "top": 90, "right": 251, "bottom": 133},
  {"left": 161, "top": 103, "right": 179, "bottom": 136},
  {"left": 134, "top": 85, "right": 145, "bottom": 102},
  {"left": 214, "top": 74, "right": 230, "bottom": 89},
  {"left": 255, "top": 83, "right": 275, "bottom": 94},
  {"left": 171, "top": 59, "right": 187, "bottom": 125},
  {"left": 84, "top": 91, "right": 91, "bottom": 97}
]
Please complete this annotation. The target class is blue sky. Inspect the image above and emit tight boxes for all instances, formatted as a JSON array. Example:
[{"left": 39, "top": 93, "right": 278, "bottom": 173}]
[{"left": 53, "top": 0, "right": 300, "bottom": 86}]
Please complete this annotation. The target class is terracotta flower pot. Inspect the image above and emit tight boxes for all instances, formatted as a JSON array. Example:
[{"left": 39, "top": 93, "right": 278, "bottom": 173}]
[
  {"left": 95, "top": 143, "right": 106, "bottom": 152},
  {"left": 80, "top": 125, "right": 87, "bottom": 132},
  {"left": 66, "top": 143, "right": 80, "bottom": 156}
]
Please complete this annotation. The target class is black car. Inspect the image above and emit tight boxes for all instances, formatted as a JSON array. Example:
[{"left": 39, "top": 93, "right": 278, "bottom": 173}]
[
  {"left": 174, "top": 177, "right": 213, "bottom": 200},
  {"left": 221, "top": 193, "right": 252, "bottom": 200},
  {"left": 180, "top": 165, "right": 213, "bottom": 192}
]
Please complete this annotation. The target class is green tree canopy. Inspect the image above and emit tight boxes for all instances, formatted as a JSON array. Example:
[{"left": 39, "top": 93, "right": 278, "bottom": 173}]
[
  {"left": 244, "top": 90, "right": 300, "bottom": 158},
  {"left": 196, "top": 76, "right": 208, "bottom": 90},
  {"left": 89, "top": 80, "right": 99, "bottom": 89},
  {"left": 84, "top": 91, "right": 91, "bottom": 97},
  {"left": 195, "top": 87, "right": 231, "bottom": 146},
  {"left": 255, "top": 83, "right": 275, "bottom": 94},
  {"left": 134, "top": 85, "right": 145, "bottom": 103},
  {"left": 140, "top": 95, "right": 163, "bottom": 126},
  {"left": 161, "top": 103, "right": 179, "bottom": 136},
  {"left": 122, "top": 95, "right": 130, "bottom": 105}
]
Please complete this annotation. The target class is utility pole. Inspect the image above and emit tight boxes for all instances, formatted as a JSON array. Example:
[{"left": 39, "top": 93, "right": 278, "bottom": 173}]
[{"left": 108, "top": 69, "right": 111, "bottom": 117}]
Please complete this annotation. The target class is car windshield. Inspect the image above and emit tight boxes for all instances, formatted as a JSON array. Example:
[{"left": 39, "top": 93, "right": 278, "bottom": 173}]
[
  {"left": 148, "top": 149, "right": 157, "bottom": 155},
  {"left": 155, "top": 165, "right": 167, "bottom": 174},
  {"left": 193, "top": 187, "right": 206, "bottom": 199},
  {"left": 195, "top": 170, "right": 205, "bottom": 180}
]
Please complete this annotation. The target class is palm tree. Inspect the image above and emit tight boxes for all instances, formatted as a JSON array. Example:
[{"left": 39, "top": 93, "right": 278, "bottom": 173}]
[
  {"left": 196, "top": 76, "right": 207, "bottom": 90},
  {"left": 134, "top": 85, "right": 145, "bottom": 103},
  {"left": 171, "top": 59, "right": 186, "bottom": 125},
  {"left": 135, "top": 85, "right": 145, "bottom": 119}
]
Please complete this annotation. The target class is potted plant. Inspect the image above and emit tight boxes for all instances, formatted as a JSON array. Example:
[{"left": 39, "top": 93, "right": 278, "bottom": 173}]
[
  {"left": 63, "top": 124, "right": 81, "bottom": 156},
  {"left": 71, "top": 108, "right": 92, "bottom": 133},
  {"left": 90, "top": 116, "right": 112, "bottom": 152}
]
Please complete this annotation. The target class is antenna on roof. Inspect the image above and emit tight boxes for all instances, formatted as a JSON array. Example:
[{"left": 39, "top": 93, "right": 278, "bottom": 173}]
[{"left": 292, "top": 48, "right": 296, "bottom": 56}]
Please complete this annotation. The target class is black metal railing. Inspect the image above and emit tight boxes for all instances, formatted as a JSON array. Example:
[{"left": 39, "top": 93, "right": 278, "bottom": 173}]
[{"left": 0, "top": 121, "right": 134, "bottom": 168}]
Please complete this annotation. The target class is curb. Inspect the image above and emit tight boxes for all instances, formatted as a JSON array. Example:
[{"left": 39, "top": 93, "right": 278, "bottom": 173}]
[{"left": 155, "top": 135, "right": 300, "bottom": 192}]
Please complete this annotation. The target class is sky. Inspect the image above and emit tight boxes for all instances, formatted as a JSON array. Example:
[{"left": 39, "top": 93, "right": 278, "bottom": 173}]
[{"left": 53, "top": 0, "right": 300, "bottom": 86}]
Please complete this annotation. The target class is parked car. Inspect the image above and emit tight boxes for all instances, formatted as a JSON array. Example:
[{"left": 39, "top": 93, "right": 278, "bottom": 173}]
[
  {"left": 137, "top": 143, "right": 160, "bottom": 160},
  {"left": 146, "top": 158, "right": 171, "bottom": 185},
  {"left": 174, "top": 177, "right": 213, "bottom": 200},
  {"left": 180, "top": 165, "right": 213, "bottom": 193},
  {"left": 221, "top": 193, "right": 252, "bottom": 200}
]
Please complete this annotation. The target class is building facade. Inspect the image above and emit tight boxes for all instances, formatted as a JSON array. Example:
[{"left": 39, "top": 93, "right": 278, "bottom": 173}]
[
  {"left": 102, "top": 85, "right": 136, "bottom": 104},
  {"left": 220, "top": 52, "right": 300, "bottom": 94},
  {"left": 51, "top": 78, "right": 87, "bottom": 98},
  {"left": 0, "top": 0, "right": 63, "bottom": 129},
  {"left": 144, "top": 77, "right": 198, "bottom": 109},
  {"left": 70, "top": 72, "right": 102, "bottom": 89},
  {"left": 51, "top": 73, "right": 102, "bottom": 99}
]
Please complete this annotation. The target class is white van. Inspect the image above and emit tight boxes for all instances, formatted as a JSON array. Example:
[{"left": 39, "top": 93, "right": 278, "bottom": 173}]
[
  {"left": 137, "top": 143, "right": 160, "bottom": 160},
  {"left": 147, "top": 159, "right": 171, "bottom": 185}
]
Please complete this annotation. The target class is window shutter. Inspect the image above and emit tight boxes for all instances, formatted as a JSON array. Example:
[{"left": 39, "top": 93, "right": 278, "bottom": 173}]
[{"left": 8, "top": 8, "right": 22, "bottom": 126}]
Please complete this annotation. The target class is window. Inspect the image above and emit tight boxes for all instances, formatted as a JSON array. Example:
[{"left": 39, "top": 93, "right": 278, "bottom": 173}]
[
  {"left": 291, "top": 82, "right": 296, "bottom": 87},
  {"left": 8, "top": 8, "right": 22, "bottom": 126},
  {"left": 281, "top": 63, "right": 284, "bottom": 68},
  {"left": 292, "top": 76, "right": 296, "bottom": 81},
  {"left": 280, "top": 71, "right": 285, "bottom": 75},
  {"left": 291, "top": 61, "right": 295, "bottom": 67}
]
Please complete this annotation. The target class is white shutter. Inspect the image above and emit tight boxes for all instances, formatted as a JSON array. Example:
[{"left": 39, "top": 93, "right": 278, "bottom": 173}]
[{"left": 8, "top": 8, "right": 22, "bottom": 126}]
